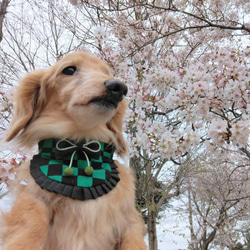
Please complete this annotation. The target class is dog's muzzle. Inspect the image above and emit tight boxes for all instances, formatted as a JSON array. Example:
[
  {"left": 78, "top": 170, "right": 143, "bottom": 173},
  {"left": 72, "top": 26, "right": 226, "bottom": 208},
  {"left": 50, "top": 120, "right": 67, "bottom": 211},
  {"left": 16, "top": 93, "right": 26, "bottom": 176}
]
[
  {"left": 90, "top": 79, "right": 128, "bottom": 109},
  {"left": 104, "top": 79, "right": 128, "bottom": 102}
]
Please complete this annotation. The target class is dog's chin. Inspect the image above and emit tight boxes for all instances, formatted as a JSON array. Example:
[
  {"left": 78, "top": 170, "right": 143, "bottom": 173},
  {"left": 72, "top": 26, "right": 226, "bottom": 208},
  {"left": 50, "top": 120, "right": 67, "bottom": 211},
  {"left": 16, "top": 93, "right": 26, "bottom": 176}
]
[{"left": 68, "top": 99, "right": 117, "bottom": 131}]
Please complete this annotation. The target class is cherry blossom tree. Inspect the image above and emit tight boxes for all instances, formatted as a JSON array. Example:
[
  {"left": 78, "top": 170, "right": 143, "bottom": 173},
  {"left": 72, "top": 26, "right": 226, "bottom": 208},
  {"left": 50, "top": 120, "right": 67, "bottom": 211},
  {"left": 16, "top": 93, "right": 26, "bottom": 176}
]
[
  {"left": 0, "top": 0, "right": 250, "bottom": 249},
  {"left": 0, "top": 0, "right": 84, "bottom": 194},
  {"left": 73, "top": 1, "right": 250, "bottom": 248},
  {"left": 181, "top": 151, "right": 250, "bottom": 250}
]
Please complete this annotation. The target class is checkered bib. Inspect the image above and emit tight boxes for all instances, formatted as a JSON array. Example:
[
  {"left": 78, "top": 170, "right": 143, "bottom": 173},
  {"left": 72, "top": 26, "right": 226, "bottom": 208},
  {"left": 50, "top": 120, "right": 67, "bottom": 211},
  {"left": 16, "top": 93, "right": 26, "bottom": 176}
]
[{"left": 30, "top": 138, "right": 120, "bottom": 201}]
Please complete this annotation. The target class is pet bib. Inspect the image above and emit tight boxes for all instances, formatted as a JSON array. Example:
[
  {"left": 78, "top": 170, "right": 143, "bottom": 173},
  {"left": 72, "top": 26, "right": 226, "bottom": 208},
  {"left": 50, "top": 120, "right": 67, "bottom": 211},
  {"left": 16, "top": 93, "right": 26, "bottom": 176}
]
[{"left": 30, "top": 138, "right": 120, "bottom": 201}]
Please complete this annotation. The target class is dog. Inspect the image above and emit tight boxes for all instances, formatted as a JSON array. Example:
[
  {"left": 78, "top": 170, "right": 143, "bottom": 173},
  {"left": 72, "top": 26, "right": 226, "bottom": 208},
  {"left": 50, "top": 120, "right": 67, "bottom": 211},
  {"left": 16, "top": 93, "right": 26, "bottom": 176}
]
[{"left": 1, "top": 51, "right": 147, "bottom": 250}]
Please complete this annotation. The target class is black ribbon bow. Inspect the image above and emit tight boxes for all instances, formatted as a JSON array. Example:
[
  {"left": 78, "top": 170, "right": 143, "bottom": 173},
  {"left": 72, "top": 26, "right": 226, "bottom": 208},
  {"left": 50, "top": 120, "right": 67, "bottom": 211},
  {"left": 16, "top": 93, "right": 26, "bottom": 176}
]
[{"left": 55, "top": 139, "right": 102, "bottom": 164}]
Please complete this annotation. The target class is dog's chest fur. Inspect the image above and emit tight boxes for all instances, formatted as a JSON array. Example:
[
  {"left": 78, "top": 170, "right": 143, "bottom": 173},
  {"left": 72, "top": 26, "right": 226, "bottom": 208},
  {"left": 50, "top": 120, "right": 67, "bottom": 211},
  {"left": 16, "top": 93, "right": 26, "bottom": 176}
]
[{"left": 34, "top": 163, "right": 133, "bottom": 250}]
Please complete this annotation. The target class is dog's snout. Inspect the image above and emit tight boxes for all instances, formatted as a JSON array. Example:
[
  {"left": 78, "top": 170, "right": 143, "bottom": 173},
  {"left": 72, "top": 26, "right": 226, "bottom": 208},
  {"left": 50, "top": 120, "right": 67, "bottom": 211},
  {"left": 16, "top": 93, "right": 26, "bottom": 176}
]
[{"left": 104, "top": 79, "right": 128, "bottom": 98}]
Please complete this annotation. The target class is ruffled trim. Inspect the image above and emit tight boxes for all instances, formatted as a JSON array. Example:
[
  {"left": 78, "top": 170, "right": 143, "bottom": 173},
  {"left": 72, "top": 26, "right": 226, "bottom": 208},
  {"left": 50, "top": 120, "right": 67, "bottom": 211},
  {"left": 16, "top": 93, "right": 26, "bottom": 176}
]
[{"left": 30, "top": 159, "right": 120, "bottom": 201}]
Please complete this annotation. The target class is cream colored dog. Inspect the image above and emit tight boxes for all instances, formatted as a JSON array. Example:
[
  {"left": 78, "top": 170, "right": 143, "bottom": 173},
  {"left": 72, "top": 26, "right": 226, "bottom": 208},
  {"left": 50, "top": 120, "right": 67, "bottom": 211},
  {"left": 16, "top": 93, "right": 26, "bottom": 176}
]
[{"left": 1, "top": 51, "right": 147, "bottom": 250}]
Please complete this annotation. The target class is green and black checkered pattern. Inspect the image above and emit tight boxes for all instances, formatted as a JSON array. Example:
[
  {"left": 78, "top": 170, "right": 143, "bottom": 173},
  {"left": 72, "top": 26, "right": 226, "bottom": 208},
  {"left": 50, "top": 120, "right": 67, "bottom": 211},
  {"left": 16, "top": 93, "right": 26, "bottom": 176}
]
[{"left": 30, "top": 138, "right": 120, "bottom": 201}]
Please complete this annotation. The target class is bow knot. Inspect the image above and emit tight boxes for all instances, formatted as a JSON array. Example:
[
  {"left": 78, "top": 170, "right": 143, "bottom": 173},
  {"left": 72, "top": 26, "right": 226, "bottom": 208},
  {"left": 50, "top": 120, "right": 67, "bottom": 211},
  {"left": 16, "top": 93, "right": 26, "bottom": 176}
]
[{"left": 55, "top": 139, "right": 101, "bottom": 169}]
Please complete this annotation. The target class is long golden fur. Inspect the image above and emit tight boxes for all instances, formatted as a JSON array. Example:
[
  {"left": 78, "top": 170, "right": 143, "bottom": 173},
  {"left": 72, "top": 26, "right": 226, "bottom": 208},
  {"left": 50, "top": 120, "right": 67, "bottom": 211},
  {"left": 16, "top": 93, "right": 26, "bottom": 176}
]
[{"left": 1, "top": 51, "right": 147, "bottom": 250}]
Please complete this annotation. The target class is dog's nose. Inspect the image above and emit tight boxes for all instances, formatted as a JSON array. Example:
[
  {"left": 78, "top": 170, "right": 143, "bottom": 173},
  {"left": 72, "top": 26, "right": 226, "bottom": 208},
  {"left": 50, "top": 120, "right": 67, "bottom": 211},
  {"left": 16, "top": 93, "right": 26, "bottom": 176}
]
[{"left": 104, "top": 79, "right": 128, "bottom": 100}]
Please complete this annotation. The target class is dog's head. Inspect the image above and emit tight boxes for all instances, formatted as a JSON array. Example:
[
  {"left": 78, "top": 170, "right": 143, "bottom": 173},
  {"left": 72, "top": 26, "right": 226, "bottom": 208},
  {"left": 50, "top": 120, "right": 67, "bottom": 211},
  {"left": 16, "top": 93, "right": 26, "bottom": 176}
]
[{"left": 5, "top": 52, "right": 127, "bottom": 154}]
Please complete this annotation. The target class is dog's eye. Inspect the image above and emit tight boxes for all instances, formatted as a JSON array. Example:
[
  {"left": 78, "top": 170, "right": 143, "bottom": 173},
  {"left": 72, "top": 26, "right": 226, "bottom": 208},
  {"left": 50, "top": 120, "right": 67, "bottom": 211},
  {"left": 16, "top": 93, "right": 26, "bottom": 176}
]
[{"left": 62, "top": 66, "right": 77, "bottom": 75}]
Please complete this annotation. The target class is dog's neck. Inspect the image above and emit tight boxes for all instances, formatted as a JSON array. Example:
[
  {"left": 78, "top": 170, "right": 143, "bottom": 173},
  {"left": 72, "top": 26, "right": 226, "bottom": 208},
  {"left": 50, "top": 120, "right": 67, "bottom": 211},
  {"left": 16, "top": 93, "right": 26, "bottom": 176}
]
[{"left": 30, "top": 138, "right": 120, "bottom": 201}]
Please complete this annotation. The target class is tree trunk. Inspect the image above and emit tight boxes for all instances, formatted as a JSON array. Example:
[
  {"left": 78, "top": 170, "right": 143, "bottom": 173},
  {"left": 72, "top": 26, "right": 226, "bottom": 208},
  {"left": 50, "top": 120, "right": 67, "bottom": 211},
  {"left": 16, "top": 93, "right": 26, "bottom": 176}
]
[
  {"left": 201, "top": 229, "right": 216, "bottom": 250},
  {"left": 0, "top": 0, "right": 10, "bottom": 42},
  {"left": 147, "top": 207, "right": 158, "bottom": 250}
]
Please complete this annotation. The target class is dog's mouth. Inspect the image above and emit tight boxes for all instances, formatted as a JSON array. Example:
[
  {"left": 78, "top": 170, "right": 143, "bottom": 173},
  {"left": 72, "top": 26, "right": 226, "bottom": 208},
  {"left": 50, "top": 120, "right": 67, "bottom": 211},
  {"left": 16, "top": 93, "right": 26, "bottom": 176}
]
[
  {"left": 89, "top": 95, "right": 119, "bottom": 109},
  {"left": 88, "top": 80, "right": 127, "bottom": 111}
]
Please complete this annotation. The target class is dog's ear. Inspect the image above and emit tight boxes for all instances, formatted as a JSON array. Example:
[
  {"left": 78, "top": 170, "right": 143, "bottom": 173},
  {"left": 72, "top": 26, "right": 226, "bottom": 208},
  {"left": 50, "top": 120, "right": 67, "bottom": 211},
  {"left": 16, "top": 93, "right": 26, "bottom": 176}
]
[
  {"left": 107, "top": 100, "right": 127, "bottom": 155},
  {"left": 5, "top": 70, "right": 48, "bottom": 142}
]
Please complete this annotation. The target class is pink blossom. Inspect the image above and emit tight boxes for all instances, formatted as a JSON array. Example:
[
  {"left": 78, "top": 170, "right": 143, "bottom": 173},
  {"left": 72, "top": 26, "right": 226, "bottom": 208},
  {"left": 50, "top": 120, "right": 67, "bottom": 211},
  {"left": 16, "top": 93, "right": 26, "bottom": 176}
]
[
  {"left": 231, "top": 120, "right": 250, "bottom": 146},
  {"left": 208, "top": 120, "right": 228, "bottom": 145}
]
